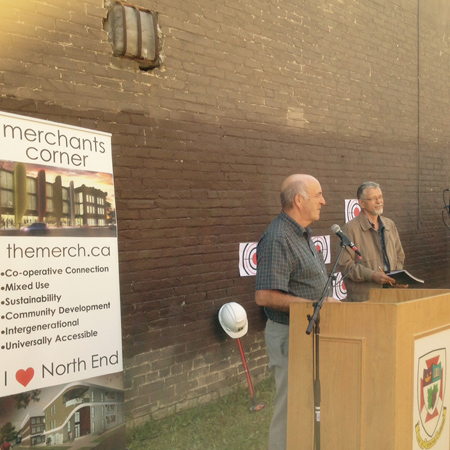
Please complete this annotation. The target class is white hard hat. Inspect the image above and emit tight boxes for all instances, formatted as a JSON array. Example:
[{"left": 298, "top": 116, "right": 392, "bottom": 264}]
[{"left": 218, "top": 302, "right": 248, "bottom": 338}]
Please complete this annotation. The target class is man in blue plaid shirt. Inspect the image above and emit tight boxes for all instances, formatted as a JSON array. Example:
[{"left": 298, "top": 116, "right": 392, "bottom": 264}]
[{"left": 256, "top": 174, "right": 341, "bottom": 450}]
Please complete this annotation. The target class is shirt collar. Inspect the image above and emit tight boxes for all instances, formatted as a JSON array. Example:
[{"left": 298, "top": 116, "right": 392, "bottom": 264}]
[
  {"left": 280, "top": 210, "right": 311, "bottom": 238},
  {"left": 368, "top": 216, "right": 384, "bottom": 231},
  {"left": 360, "top": 211, "right": 387, "bottom": 231}
]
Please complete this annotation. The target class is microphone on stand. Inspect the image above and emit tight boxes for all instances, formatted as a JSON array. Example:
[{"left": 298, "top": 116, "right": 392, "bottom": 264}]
[{"left": 331, "top": 224, "right": 362, "bottom": 259}]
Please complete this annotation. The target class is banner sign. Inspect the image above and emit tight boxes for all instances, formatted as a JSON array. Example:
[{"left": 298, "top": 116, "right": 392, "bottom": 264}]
[{"left": 0, "top": 112, "right": 124, "bottom": 447}]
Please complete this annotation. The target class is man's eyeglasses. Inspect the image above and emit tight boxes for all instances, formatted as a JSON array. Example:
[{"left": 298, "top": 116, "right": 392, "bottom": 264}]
[{"left": 363, "top": 195, "right": 383, "bottom": 202}]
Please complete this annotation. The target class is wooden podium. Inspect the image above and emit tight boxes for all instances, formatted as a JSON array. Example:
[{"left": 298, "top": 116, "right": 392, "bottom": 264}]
[{"left": 287, "top": 289, "right": 450, "bottom": 450}]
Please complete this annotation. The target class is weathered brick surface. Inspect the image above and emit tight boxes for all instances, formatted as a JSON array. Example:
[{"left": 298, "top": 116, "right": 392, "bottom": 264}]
[{"left": 0, "top": 0, "right": 449, "bottom": 427}]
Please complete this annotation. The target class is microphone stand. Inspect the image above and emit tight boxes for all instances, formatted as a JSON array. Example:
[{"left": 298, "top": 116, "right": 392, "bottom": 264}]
[{"left": 306, "top": 242, "right": 347, "bottom": 450}]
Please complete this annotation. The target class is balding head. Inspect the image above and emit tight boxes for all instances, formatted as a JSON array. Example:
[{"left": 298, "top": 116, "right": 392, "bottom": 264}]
[{"left": 280, "top": 174, "right": 318, "bottom": 210}]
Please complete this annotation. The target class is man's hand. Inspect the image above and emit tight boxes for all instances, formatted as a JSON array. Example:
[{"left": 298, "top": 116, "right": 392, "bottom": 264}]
[{"left": 371, "top": 270, "right": 396, "bottom": 286}]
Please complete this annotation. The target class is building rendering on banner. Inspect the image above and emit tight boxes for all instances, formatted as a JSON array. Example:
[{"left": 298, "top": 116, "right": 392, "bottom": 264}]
[
  {"left": 19, "top": 415, "right": 45, "bottom": 447},
  {"left": 0, "top": 162, "right": 108, "bottom": 228},
  {"left": 18, "top": 382, "right": 124, "bottom": 447}
]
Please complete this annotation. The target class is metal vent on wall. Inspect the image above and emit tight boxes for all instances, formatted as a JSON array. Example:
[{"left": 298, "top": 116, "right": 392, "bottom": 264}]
[{"left": 106, "top": 1, "right": 159, "bottom": 69}]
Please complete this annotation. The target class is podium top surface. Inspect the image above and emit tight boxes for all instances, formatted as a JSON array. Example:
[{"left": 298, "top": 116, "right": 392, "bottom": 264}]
[{"left": 366, "top": 288, "right": 450, "bottom": 304}]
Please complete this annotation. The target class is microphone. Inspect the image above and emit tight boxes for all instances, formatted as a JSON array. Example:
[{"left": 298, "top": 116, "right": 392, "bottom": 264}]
[{"left": 331, "top": 224, "right": 362, "bottom": 258}]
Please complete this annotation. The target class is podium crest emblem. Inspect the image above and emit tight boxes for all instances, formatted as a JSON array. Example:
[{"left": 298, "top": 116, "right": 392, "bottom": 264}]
[{"left": 417, "top": 349, "right": 446, "bottom": 438}]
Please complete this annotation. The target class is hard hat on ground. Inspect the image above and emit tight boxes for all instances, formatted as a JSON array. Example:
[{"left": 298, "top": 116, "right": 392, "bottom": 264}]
[{"left": 218, "top": 302, "right": 248, "bottom": 338}]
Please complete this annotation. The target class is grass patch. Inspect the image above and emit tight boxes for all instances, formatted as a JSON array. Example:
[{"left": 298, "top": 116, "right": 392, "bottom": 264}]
[{"left": 127, "top": 376, "right": 275, "bottom": 450}]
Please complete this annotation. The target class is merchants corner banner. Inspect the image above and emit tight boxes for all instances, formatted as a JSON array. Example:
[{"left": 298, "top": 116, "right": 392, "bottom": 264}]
[{"left": 0, "top": 112, "right": 124, "bottom": 448}]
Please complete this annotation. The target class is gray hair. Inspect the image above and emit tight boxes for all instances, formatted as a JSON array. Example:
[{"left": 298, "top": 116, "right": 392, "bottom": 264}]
[
  {"left": 357, "top": 181, "right": 381, "bottom": 200},
  {"left": 280, "top": 179, "right": 310, "bottom": 209}
]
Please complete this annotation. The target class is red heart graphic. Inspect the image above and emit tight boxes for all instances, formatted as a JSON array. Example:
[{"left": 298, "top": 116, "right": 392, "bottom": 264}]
[{"left": 16, "top": 368, "right": 34, "bottom": 387}]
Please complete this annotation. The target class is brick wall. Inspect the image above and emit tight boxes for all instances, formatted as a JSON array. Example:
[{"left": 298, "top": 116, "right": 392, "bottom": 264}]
[{"left": 0, "top": 0, "right": 449, "bottom": 426}]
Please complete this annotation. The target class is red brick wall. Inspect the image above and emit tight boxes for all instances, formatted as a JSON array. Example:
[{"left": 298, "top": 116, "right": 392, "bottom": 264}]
[{"left": 0, "top": 0, "right": 449, "bottom": 425}]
